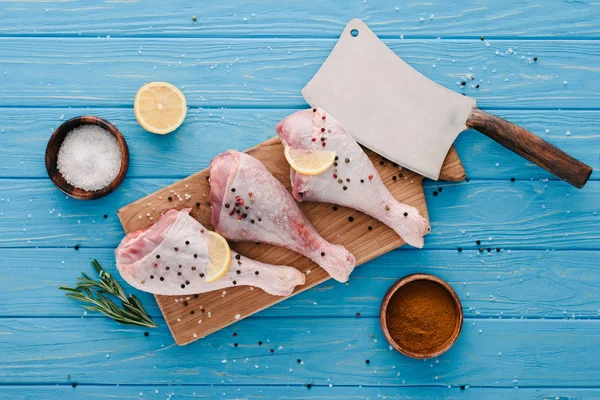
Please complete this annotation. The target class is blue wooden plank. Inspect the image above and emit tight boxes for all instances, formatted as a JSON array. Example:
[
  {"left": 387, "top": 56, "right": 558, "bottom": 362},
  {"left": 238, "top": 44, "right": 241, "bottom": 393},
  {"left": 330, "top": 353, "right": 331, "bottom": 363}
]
[
  {"left": 0, "top": 179, "right": 596, "bottom": 249},
  {"left": 1, "top": 107, "right": 597, "bottom": 180},
  {"left": 424, "top": 180, "right": 600, "bottom": 249},
  {"left": 3, "top": 385, "right": 599, "bottom": 400},
  {"left": 3, "top": 248, "right": 600, "bottom": 319},
  {"left": 2, "top": 317, "right": 600, "bottom": 386},
  {"left": 1, "top": 38, "right": 598, "bottom": 109},
  {"left": 1, "top": 0, "right": 598, "bottom": 39}
]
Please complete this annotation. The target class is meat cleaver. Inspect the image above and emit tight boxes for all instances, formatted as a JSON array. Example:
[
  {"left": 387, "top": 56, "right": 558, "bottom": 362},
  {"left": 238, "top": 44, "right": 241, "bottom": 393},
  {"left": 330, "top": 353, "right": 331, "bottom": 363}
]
[{"left": 302, "top": 19, "right": 592, "bottom": 188}]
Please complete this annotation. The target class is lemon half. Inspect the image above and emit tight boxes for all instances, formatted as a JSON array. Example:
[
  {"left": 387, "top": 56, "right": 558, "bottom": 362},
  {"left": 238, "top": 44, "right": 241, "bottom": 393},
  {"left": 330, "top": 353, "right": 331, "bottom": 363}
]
[
  {"left": 284, "top": 146, "right": 336, "bottom": 176},
  {"left": 205, "top": 231, "right": 231, "bottom": 283},
  {"left": 134, "top": 81, "right": 187, "bottom": 135}
]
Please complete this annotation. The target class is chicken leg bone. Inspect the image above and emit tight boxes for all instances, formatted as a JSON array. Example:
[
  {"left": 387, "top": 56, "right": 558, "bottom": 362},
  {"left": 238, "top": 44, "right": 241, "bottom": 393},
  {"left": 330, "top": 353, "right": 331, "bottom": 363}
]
[
  {"left": 210, "top": 150, "right": 356, "bottom": 282},
  {"left": 115, "top": 209, "right": 305, "bottom": 296},
  {"left": 276, "top": 108, "right": 430, "bottom": 248}
]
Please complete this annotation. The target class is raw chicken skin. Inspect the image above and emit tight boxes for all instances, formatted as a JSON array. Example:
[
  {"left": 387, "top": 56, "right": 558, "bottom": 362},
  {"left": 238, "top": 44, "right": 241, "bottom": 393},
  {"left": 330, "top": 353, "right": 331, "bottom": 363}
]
[
  {"left": 115, "top": 209, "right": 305, "bottom": 296},
  {"left": 210, "top": 150, "right": 356, "bottom": 282},
  {"left": 276, "top": 108, "right": 430, "bottom": 248}
]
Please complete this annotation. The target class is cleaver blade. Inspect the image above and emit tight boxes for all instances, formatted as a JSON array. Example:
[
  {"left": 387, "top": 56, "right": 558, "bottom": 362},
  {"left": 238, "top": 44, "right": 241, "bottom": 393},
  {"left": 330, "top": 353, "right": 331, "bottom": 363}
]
[{"left": 302, "top": 19, "right": 592, "bottom": 188}]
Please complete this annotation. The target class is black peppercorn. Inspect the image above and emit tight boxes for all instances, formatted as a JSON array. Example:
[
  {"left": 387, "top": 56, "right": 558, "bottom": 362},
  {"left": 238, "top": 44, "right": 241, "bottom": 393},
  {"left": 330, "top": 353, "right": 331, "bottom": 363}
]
[
  {"left": 476, "top": 240, "right": 481, "bottom": 245},
  {"left": 231, "top": 188, "right": 236, "bottom": 192},
  {"left": 348, "top": 216, "right": 354, "bottom": 222},
  {"left": 368, "top": 226, "right": 372, "bottom": 231},
  {"left": 321, "top": 252, "right": 325, "bottom": 256}
]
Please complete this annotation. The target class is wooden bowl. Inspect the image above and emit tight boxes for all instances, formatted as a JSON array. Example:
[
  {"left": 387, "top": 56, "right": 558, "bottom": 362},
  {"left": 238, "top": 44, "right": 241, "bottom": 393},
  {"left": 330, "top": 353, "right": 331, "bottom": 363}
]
[
  {"left": 45, "top": 116, "right": 129, "bottom": 200},
  {"left": 380, "top": 273, "right": 463, "bottom": 359}
]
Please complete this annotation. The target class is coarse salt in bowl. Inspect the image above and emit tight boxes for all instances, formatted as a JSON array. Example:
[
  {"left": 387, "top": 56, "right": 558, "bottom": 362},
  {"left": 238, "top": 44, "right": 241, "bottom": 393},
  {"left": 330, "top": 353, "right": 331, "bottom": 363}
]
[{"left": 45, "top": 116, "right": 129, "bottom": 200}]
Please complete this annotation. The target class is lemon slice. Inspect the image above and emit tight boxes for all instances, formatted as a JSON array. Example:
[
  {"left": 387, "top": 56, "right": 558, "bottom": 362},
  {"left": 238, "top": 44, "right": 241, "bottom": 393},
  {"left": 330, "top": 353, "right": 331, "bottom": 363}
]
[
  {"left": 205, "top": 230, "right": 231, "bottom": 283},
  {"left": 134, "top": 81, "right": 187, "bottom": 135},
  {"left": 284, "top": 146, "right": 336, "bottom": 176}
]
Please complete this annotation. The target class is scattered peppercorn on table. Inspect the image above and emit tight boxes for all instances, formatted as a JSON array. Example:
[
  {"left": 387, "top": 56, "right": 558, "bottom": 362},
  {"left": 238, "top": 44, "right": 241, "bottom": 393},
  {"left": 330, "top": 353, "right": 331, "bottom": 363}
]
[{"left": 1, "top": 1, "right": 599, "bottom": 399}]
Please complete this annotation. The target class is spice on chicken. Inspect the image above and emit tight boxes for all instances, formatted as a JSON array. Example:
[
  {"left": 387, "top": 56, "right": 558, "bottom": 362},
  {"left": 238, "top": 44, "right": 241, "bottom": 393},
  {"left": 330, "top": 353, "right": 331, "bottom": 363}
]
[{"left": 386, "top": 280, "right": 459, "bottom": 354}]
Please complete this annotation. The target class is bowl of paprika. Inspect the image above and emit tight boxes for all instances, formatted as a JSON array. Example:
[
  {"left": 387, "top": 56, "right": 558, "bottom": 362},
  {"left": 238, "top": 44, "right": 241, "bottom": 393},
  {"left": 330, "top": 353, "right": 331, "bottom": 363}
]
[{"left": 380, "top": 273, "right": 463, "bottom": 359}]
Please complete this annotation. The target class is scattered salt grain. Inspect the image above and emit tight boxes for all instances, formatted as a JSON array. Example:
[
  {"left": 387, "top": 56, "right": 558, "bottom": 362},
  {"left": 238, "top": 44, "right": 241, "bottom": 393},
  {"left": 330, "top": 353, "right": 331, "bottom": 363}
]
[
  {"left": 234, "top": 314, "right": 241, "bottom": 320},
  {"left": 57, "top": 125, "right": 122, "bottom": 191}
]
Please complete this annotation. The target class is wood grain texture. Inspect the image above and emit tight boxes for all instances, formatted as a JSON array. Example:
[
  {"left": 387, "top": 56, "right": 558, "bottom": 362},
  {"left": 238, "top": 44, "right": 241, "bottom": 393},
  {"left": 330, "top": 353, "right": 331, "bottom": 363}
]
[
  {"left": 4, "top": 386, "right": 600, "bottom": 400},
  {"left": 1, "top": 0, "right": 598, "bottom": 38},
  {"left": 117, "top": 137, "right": 464, "bottom": 344},
  {"left": 2, "top": 0, "right": 600, "bottom": 395},
  {"left": 1, "top": 179, "right": 597, "bottom": 249},
  {"left": 3, "top": 317, "right": 600, "bottom": 386},
  {"left": 4, "top": 248, "right": 600, "bottom": 319},
  {"left": 0, "top": 107, "right": 596, "bottom": 180},
  {"left": 467, "top": 108, "right": 593, "bottom": 188},
  {"left": 1, "top": 38, "right": 599, "bottom": 109}
]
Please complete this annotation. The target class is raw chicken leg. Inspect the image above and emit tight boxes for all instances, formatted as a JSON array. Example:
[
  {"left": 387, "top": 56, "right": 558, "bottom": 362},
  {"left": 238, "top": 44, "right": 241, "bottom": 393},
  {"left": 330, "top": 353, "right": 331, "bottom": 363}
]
[
  {"left": 115, "top": 209, "right": 305, "bottom": 296},
  {"left": 276, "top": 108, "right": 430, "bottom": 248},
  {"left": 210, "top": 150, "right": 356, "bottom": 282}
]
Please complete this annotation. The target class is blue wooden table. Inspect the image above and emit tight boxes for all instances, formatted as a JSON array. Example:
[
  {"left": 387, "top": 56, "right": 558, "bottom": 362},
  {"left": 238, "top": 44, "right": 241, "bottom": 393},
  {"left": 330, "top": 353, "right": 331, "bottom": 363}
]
[{"left": 1, "top": 1, "right": 599, "bottom": 399}]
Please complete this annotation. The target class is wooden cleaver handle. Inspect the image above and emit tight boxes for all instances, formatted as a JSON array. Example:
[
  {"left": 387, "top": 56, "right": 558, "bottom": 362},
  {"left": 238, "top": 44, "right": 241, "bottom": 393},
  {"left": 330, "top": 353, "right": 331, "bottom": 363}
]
[{"left": 466, "top": 108, "right": 592, "bottom": 188}]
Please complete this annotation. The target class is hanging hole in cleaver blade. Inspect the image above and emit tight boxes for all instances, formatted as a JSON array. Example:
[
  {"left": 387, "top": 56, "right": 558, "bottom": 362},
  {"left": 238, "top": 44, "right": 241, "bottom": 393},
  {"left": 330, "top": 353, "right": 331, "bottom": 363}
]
[{"left": 302, "top": 19, "right": 592, "bottom": 188}]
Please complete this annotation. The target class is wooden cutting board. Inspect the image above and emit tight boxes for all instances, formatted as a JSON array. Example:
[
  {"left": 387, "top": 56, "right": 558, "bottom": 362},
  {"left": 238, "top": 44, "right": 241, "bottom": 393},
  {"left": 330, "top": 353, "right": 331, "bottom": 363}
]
[{"left": 118, "top": 137, "right": 465, "bottom": 345}]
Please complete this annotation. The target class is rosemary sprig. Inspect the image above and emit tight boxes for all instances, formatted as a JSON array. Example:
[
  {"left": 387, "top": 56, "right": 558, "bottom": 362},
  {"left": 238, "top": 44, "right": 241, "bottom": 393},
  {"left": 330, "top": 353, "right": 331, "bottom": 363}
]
[{"left": 60, "top": 259, "right": 158, "bottom": 328}]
